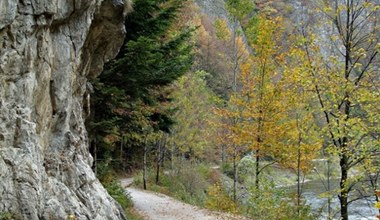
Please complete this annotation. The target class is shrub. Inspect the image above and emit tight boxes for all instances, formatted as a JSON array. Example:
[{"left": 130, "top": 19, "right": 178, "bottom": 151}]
[
  {"left": 209, "top": 169, "right": 221, "bottom": 184},
  {"left": 0, "top": 212, "right": 19, "bottom": 220},
  {"left": 96, "top": 160, "right": 117, "bottom": 184},
  {"left": 104, "top": 180, "right": 133, "bottom": 210},
  {"left": 96, "top": 161, "right": 142, "bottom": 219},
  {"left": 221, "top": 163, "right": 235, "bottom": 179},
  {"left": 244, "top": 179, "right": 315, "bottom": 220},
  {"left": 205, "top": 183, "right": 239, "bottom": 214},
  {"left": 133, "top": 163, "right": 211, "bottom": 207}
]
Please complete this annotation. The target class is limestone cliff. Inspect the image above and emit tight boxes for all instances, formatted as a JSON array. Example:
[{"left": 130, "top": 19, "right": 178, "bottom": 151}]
[{"left": 0, "top": 0, "right": 129, "bottom": 219}]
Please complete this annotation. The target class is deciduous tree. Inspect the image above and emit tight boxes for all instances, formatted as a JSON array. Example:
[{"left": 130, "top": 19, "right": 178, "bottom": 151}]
[{"left": 300, "top": 1, "right": 380, "bottom": 218}]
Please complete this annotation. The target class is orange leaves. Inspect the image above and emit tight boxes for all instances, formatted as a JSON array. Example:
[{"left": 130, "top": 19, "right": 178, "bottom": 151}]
[
  {"left": 212, "top": 13, "right": 321, "bottom": 173},
  {"left": 211, "top": 14, "right": 290, "bottom": 164}
]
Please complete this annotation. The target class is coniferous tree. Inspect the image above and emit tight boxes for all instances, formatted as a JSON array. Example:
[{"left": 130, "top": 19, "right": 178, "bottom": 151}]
[{"left": 88, "top": 0, "right": 194, "bottom": 170}]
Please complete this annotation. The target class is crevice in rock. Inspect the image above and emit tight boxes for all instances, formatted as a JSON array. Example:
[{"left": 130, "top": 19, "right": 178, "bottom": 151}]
[{"left": 0, "top": 1, "right": 129, "bottom": 219}]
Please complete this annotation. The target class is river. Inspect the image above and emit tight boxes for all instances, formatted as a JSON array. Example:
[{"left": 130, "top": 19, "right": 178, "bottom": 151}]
[{"left": 285, "top": 179, "right": 379, "bottom": 220}]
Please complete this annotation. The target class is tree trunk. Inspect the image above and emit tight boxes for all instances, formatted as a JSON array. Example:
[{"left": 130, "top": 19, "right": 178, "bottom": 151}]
[
  {"left": 94, "top": 139, "right": 97, "bottom": 176},
  {"left": 120, "top": 135, "right": 124, "bottom": 172},
  {"left": 143, "top": 139, "right": 147, "bottom": 190},
  {"left": 233, "top": 150, "right": 237, "bottom": 202},
  {"left": 339, "top": 151, "right": 349, "bottom": 220},
  {"left": 296, "top": 125, "right": 303, "bottom": 214},
  {"left": 233, "top": 148, "right": 237, "bottom": 202},
  {"left": 255, "top": 127, "right": 263, "bottom": 190},
  {"left": 155, "top": 158, "right": 160, "bottom": 185},
  {"left": 221, "top": 144, "right": 226, "bottom": 166},
  {"left": 327, "top": 157, "right": 332, "bottom": 220},
  {"left": 155, "top": 139, "right": 161, "bottom": 185},
  {"left": 255, "top": 149, "right": 260, "bottom": 191},
  {"left": 232, "top": 18, "right": 238, "bottom": 93},
  {"left": 297, "top": 146, "right": 301, "bottom": 210}
]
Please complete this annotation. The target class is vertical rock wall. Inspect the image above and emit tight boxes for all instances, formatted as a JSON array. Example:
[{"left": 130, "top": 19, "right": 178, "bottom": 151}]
[{"left": 0, "top": 1, "right": 128, "bottom": 219}]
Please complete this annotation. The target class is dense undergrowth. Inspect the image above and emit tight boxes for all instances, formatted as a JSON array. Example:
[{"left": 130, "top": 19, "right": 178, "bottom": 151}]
[
  {"left": 132, "top": 161, "right": 316, "bottom": 220},
  {"left": 133, "top": 162, "right": 213, "bottom": 207},
  {"left": 97, "top": 161, "right": 143, "bottom": 220},
  {"left": 0, "top": 212, "right": 19, "bottom": 220}
]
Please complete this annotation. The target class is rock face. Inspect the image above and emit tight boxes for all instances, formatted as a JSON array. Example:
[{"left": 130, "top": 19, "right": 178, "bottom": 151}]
[{"left": 0, "top": 1, "right": 129, "bottom": 219}]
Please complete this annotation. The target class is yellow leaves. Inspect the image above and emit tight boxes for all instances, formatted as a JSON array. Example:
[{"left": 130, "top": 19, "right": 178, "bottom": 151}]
[
  {"left": 205, "top": 183, "right": 239, "bottom": 214},
  {"left": 363, "top": 2, "right": 380, "bottom": 12},
  {"left": 355, "top": 48, "right": 367, "bottom": 59},
  {"left": 362, "top": 2, "right": 373, "bottom": 8},
  {"left": 353, "top": 62, "right": 363, "bottom": 70},
  {"left": 67, "top": 214, "right": 76, "bottom": 220},
  {"left": 214, "top": 18, "right": 231, "bottom": 41},
  {"left": 375, "top": 43, "right": 380, "bottom": 52},
  {"left": 323, "top": 6, "right": 333, "bottom": 14},
  {"left": 375, "top": 202, "right": 380, "bottom": 209},
  {"left": 249, "top": 14, "right": 283, "bottom": 57},
  {"left": 211, "top": 13, "right": 325, "bottom": 174}
]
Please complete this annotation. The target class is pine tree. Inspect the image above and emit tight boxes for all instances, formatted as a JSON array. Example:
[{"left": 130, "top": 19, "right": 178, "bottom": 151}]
[{"left": 88, "top": 0, "right": 194, "bottom": 171}]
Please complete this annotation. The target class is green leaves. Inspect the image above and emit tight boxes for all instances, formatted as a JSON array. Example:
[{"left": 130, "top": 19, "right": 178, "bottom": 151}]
[
  {"left": 168, "top": 71, "right": 222, "bottom": 159},
  {"left": 90, "top": 0, "right": 194, "bottom": 167},
  {"left": 226, "top": 0, "right": 255, "bottom": 21}
]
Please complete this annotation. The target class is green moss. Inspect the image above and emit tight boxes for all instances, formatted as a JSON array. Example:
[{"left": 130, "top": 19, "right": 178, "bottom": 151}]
[{"left": 0, "top": 212, "right": 19, "bottom": 220}]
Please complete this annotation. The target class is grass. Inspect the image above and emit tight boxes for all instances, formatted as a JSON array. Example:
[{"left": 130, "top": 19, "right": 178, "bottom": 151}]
[
  {"left": 133, "top": 162, "right": 216, "bottom": 208},
  {"left": 131, "top": 160, "right": 316, "bottom": 219},
  {"left": 96, "top": 161, "right": 144, "bottom": 220},
  {"left": 0, "top": 212, "right": 20, "bottom": 220}
]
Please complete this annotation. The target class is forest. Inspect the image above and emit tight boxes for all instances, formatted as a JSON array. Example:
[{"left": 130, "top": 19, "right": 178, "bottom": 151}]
[{"left": 87, "top": 0, "right": 380, "bottom": 219}]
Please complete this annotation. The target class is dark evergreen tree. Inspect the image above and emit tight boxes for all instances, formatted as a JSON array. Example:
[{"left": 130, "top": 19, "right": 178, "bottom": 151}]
[{"left": 88, "top": 0, "right": 193, "bottom": 170}]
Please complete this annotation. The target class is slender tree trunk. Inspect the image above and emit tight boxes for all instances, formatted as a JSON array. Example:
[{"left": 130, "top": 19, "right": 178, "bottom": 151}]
[
  {"left": 376, "top": 194, "right": 380, "bottom": 216},
  {"left": 120, "top": 135, "right": 124, "bottom": 172},
  {"left": 221, "top": 144, "right": 226, "bottom": 166},
  {"left": 171, "top": 143, "right": 175, "bottom": 170},
  {"left": 155, "top": 138, "right": 162, "bottom": 185},
  {"left": 255, "top": 118, "right": 263, "bottom": 190},
  {"left": 297, "top": 146, "right": 301, "bottom": 210},
  {"left": 370, "top": 175, "right": 380, "bottom": 215},
  {"left": 339, "top": 95, "right": 350, "bottom": 220},
  {"left": 327, "top": 157, "right": 332, "bottom": 220},
  {"left": 339, "top": 148, "right": 349, "bottom": 220},
  {"left": 161, "top": 137, "right": 166, "bottom": 169},
  {"left": 233, "top": 148, "right": 237, "bottom": 202},
  {"left": 339, "top": 1, "right": 353, "bottom": 217},
  {"left": 94, "top": 139, "right": 97, "bottom": 176},
  {"left": 155, "top": 158, "right": 160, "bottom": 185},
  {"left": 143, "top": 139, "right": 147, "bottom": 190},
  {"left": 232, "top": 18, "right": 238, "bottom": 93},
  {"left": 296, "top": 121, "right": 302, "bottom": 214},
  {"left": 255, "top": 149, "right": 260, "bottom": 191},
  {"left": 255, "top": 51, "right": 266, "bottom": 190}
]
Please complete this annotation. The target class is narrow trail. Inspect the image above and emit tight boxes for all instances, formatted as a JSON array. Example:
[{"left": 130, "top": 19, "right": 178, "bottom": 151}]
[{"left": 120, "top": 178, "right": 248, "bottom": 220}]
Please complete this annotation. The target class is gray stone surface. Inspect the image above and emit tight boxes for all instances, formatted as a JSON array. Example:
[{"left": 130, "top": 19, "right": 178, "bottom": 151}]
[{"left": 0, "top": 0, "right": 129, "bottom": 219}]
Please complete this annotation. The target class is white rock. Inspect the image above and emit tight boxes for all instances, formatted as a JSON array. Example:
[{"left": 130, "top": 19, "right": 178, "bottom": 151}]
[{"left": 0, "top": 0, "right": 129, "bottom": 219}]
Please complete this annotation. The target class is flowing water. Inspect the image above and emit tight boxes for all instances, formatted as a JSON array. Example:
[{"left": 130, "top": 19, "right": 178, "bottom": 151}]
[{"left": 286, "top": 179, "right": 378, "bottom": 220}]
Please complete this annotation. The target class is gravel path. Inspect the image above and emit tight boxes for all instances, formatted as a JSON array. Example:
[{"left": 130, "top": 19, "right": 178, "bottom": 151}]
[{"left": 120, "top": 178, "right": 247, "bottom": 220}]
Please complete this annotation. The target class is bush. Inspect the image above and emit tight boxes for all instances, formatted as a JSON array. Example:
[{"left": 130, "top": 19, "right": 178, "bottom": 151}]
[
  {"left": 0, "top": 212, "right": 19, "bottom": 220},
  {"left": 96, "top": 160, "right": 117, "bottom": 184},
  {"left": 244, "top": 179, "right": 315, "bottom": 220},
  {"left": 96, "top": 159, "right": 132, "bottom": 209},
  {"left": 104, "top": 180, "right": 133, "bottom": 210},
  {"left": 221, "top": 163, "right": 235, "bottom": 179},
  {"left": 205, "top": 183, "right": 240, "bottom": 214},
  {"left": 133, "top": 163, "right": 211, "bottom": 207}
]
